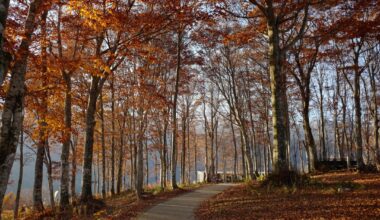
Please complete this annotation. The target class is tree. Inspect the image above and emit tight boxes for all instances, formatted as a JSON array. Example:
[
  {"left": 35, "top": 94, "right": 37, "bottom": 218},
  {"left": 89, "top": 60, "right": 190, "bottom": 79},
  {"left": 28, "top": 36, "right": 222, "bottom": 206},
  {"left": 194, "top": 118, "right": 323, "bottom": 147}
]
[
  {"left": 0, "top": 0, "right": 45, "bottom": 216},
  {"left": 289, "top": 36, "right": 320, "bottom": 171},
  {"left": 220, "top": 0, "right": 311, "bottom": 174}
]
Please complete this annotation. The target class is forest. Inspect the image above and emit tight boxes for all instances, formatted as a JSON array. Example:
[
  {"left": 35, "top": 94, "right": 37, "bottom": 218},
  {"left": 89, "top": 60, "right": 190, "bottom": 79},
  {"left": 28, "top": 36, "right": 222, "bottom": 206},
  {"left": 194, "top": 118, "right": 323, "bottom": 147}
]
[{"left": 0, "top": 0, "right": 379, "bottom": 219}]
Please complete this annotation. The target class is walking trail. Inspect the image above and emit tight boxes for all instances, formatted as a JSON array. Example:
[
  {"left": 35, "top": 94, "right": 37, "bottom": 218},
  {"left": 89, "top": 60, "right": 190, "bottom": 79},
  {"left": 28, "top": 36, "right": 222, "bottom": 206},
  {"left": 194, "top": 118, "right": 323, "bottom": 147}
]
[{"left": 137, "top": 183, "right": 234, "bottom": 220}]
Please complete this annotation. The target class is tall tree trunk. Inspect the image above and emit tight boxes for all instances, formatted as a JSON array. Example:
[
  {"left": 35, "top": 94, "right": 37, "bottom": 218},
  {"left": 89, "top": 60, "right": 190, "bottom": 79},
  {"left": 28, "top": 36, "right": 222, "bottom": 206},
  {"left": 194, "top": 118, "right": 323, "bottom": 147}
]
[
  {"left": 136, "top": 127, "right": 144, "bottom": 198},
  {"left": 100, "top": 94, "right": 106, "bottom": 198},
  {"left": 145, "top": 139, "right": 149, "bottom": 186},
  {"left": 241, "top": 127, "right": 254, "bottom": 179},
  {"left": 117, "top": 117, "right": 125, "bottom": 194},
  {"left": 194, "top": 131, "right": 197, "bottom": 183},
  {"left": 230, "top": 115, "right": 238, "bottom": 180},
  {"left": 60, "top": 73, "right": 72, "bottom": 212},
  {"left": 160, "top": 119, "right": 168, "bottom": 189},
  {"left": 45, "top": 144, "right": 55, "bottom": 211},
  {"left": 33, "top": 10, "right": 48, "bottom": 211},
  {"left": 129, "top": 135, "right": 134, "bottom": 189},
  {"left": 133, "top": 111, "right": 138, "bottom": 190},
  {"left": 97, "top": 149, "right": 100, "bottom": 195},
  {"left": 0, "top": 0, "right": 43, "bottom": 215},
  {"left": 267, "top": 20, "right": 289, "bottom": 173},
  {"left": 59, "top": 2, "right": 72, "bottom": 210},
  {"left": 341, "top": 87, "right": 349, "bottom": 168},
  {"left": 302, "top": 101, "right": 318, "bottom": 172},
  {"left": 334, "top": 72, "right": 343, "bottom": 160},
  {"left": 181, "top": 115, "right": 186, "bottom": 184},
  {"left": 318, "top": 78, "right": 327, "bottom": 161},
  {"left": 215, "top": 120, "right": 219, "bottom": 176},
  {"left": 81, "top": 76, "right": 105, "bottom": 203},
  {"left": 110, "top": 77, "right": 116, "bottom": 195},
  {"left": 187, "top": 117, "right": 190, "bottom": 183},
  {"left": 240, "top": 130, "right": 246, "bottom": 178},
  {"left": 14, "top": 116, "right": 24, "bottom": 219},
  {"left": 71, "top": 136, "right": 77, "bottom": 200},
  {"left": 369, "top": 65, "right": 380, "bottom": 170},
  {"left": 354, "top": 62, "right": 364, "bottom": 170},
  {"left": 33, "top": 137, "right": 45, "bottom": 211},
  {"left": 171, "top": 30, "right": 182, "bottom": 189},
  {"left": 203, "top": 101, "right": 209, "bottom": 182}
]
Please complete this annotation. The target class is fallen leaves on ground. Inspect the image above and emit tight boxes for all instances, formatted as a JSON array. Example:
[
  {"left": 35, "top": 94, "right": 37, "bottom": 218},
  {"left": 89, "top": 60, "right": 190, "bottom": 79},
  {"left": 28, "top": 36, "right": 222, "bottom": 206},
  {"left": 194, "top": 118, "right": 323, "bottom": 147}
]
[{"left": 196, "top": 171, "right": 380, "bottom": 219}]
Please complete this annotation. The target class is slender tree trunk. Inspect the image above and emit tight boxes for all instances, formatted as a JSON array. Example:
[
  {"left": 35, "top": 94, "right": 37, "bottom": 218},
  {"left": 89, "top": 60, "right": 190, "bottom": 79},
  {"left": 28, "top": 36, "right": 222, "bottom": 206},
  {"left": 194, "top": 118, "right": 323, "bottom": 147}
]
[
  {"left": 14, "top": 116, "right": 24, "bottom": 219},
  {"left": 117, "top": 118, "right": 125, "bottom": 194},
  {"left": 81, "top": 76, "right": 105, "bottom": 203},
  {"left": 33, "top": 138, "right": 45, "bottom": 211},
  {"left": 0, "top": 1, "right": 43, "bottom": 215},
  {"left": 369, "top": 67, "right": 380, "bottom": 170},
  {"left": 129, "top": 135, "right": 134, "bottom": 189},
  {"left": 60, "top": 73, "right": 72, "bottom": 212},
  {"left": 160, "top": 119, "right": 168, "bottom": 189},
  {"left": 45, "top": 145, "right": 55, "bottom": 211},
  {"left": 215, "top": 120, "right": 219, "bottom": 176},
  {"left": 354, "top": 64, "right": 364, "bottom": 170},
  {"left": 110, "top": 78, "right": 116, "bottom": 195},
  {"left": 33, "top": 10, "right": 48, "bottom": 211},
  {"left": 265, "top": 102, "right": 273, "bottom": 173},
  {"left": 171, "top": 30, "right": 182, "bottom": 189},
  {"left": 71, "top": 136, "right": 77, "bottom": 200},
  {"left": 136, "top": 127, "right": 144, "bottom": 198},
  {"left": 319, "top": 79, "right": 327, "bottom": 161},
  {"left": 133, "top": 111, "right": 138, "bottom": 190},
  {"left": 302, "top": 102, "right": 318, "bottom": 172},
  {"left": 230, "top": 115, "right": 238, "bottom": 180},
  {"left": 335, "top": 72, "right": 343, "bottom": 160},
  {"left": 203, "top": 102, "right": 209, "bottom": 182},
  {"left": 187, "top": 117, "right": 190, "bottom": 184},
  {"left": 145, "top": 139, "right": 149, "bottom": 186},
  {"left": 181, "top": 115, "right": 186, "bottom": 184},
  {"left": 194, "top": 131, "right": 197, "bottom": 183},
  {"left": 240, "top": 130, "right": 246, "bottom": 178},
  {"left": 96, "top": 147, "right": 100, "bottom": 194},
  {"left": 100, "top": 94, "right": 106, "bottom": 198}
]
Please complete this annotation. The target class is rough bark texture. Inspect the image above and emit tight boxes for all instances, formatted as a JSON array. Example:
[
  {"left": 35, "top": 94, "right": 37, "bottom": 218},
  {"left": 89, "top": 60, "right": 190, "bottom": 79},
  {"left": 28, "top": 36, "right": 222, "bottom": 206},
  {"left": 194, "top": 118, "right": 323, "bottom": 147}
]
[
  {"left": 171, "top": 31, "right": 182, "bottom": 189},
  {"left": 354, "top": 56, "right": 364, "bottom": 170},
  {"left": 13, "top": 116, "right": 24, "bottom": 219},
  {"left": 230, "top": 115, "right": 238, "bottom": 180},
  {"left": 160, "top": 118, "right": 168, "bottom": 189},
  {"left": 60, "top": 73, "right": 72, "bottom": 212},
  {"left": 33, "top": 137, "right": 45, "bottom": 211},
  {"left": 111, "top": 78, "right": 116, "bottom": 195},
  {"left": 0, "top": 0, "right": 43, "bottom": 215},
  {"left": 117, "top": 116, "right": 125, "bottom": 194},
  {"left": 369, "top": 64, "right": 380, "bottom": 170},
  {"left": 203, "top": 102, "right": 209, "bottom": 182},
  {"left": 45, "top": 146, "right": 55, "bottom": 210},
  {"left": 0, "top": 0, "right": 11, "bottom": 85},
  {"left": 100, "top": 94, "right": 106, "bottom": 198},
  {"left": 136, "top": 118, "right": 144, "bottom": 198},
  {"left": 71, "top": 136, "right": 77, "bottom": 199},
  {"left": 267, "top": 20, "right": 289, "bottom": 173},
  {"left": 33, "top": 9, "right": 48, "bottom": 212},
  {"left": 181, "top": 115, "right": 186, "bottom": 184},
  {"left": 81, "top": 76, "right": 106, "bottom": 203}
]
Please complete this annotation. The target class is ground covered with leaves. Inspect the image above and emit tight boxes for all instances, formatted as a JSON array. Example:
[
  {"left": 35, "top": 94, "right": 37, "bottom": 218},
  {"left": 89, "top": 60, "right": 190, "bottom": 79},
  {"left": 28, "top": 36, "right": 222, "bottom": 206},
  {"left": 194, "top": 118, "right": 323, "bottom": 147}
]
[{"left": 196, "top": 171, "right": 380, "bottom": 219}]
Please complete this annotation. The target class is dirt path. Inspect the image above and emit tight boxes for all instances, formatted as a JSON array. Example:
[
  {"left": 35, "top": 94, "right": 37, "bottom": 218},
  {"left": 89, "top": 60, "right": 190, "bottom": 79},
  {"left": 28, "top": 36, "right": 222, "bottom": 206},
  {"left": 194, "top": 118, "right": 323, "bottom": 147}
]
[{"left": 136, "top": 183, "right": 234, "bottom": 220}]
